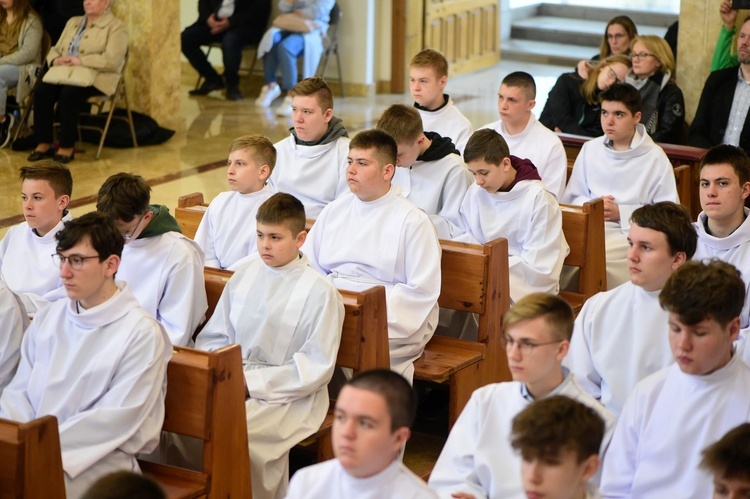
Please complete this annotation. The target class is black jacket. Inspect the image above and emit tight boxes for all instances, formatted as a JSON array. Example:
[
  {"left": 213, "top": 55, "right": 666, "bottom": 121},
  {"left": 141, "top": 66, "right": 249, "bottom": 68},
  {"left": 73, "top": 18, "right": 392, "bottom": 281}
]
[
  {"left": 539, "top": 72, "right": 603, "bottom": 137},
  {"left": 642, "top": 74, "right": 685, "bottom": 145},
  {"left": 689, "top": 66, "right": 750, "bottom": 150},
  {"left": 198, "top": 0, "right": 271, "bottom": 44}
]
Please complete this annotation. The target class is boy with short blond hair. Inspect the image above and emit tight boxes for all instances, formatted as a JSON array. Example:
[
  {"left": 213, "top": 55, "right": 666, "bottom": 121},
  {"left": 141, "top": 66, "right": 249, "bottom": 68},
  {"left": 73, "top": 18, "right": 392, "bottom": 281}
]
[
  {"left": 481, "top": 71, "right": 568, "bottom": 199},
  {"left": 456, "top": 128, "right": 569, "bottom": 303},
  {"left": 197, "top": 193, "right": 344, "bottom": 499},
  {"left": 562, "top": 83, "right": 679, "bottom": 290},
  {"left": 376, "top": 104, "right": 472, "bottom": 239},
  {"left": 286, "top": 369, "right": 437, "bottom": 498},
  {"left": 511, "top": 396, "right": 605, "bottom": 499},
  {"left": 0, "top": 160, "right": 72, "bottom": 311},
  {"left": 700, "top": 423, "right": 750, "bottom": 499},
  {"left": 429, "top": 293, "right": 614, "bottom": 498},
  {"left": 410, "top": 49, "right": 473, "bottom": 154},
  {"left": 270, "top": 76, "right": 350, "bottom": 219},
  {"left": 303, "top": 129, "right": 441, "bottom": 383},
  {"left": 601, "top": 260, "right": 750, "bottom": 497},
  {"left": 195, "top": 134, "right": 275, "bottom": 270}
]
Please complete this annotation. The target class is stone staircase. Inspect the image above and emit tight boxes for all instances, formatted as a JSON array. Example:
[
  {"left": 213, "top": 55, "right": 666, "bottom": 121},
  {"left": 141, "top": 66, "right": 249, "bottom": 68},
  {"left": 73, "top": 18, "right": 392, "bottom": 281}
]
[{"left": 503, "top": 3, "right": 679, "bottom": 67}]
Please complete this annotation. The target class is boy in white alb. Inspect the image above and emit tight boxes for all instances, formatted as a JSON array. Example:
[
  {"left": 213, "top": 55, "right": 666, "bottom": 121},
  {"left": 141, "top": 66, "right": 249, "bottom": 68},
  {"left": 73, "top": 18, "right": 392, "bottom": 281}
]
[
  {"left": 456, "top": 128, "right": 569, "bottom": 303},
  {"left": 429, "top": 293, "right": 615, "bottom": 499},
  {"left": 376, "top": 104, "right": 472, "bottom": 239},
  {"left": 481, "top": 71, "right": 568, "bottom": 199},
  {"left": 565, "top": 202, "right": 697, "bottom": 417},
  {"left": 692, "top": 145, "right": 750, "bottom": 336},
  {"left": 286, "top": 369, "right": 437, "bottom": 499},
  {"left": 0, "top": 280, "right": 29, "bottom": 394},
  {"left": 410, "top": 49, "right": 473, "bottom": 155},
  {"left": 303, "top": 129, "right": 441, "bottom": 383},
  {"left": 194, "top": 134, "right": 275, "bottom": 270},
  {"left": 699, "top": 423, "right": 750, "bottom": 499},
  {"left": 511, "top": 396, "right": 606, "bottom": 499},
  {"left": 97, "top": 173, "right": 207, "bottom": 347},
  {"left": 0, "top": 161, "right": 72, "bottom": 312},
  {"left": 270, "top": 77, "right": 350, "bottom": 219},
  {"left": 601, "top": 260, "right": 750, "bottom": 498},
  {"left": 196, "top": 193, "right": 345, "bottom": 499},
  {"left": 562, "top": 83, "right": 679, "bottom": 290},
  {"left": 0, "top": 213, "right": 170, "bottom": 499}
]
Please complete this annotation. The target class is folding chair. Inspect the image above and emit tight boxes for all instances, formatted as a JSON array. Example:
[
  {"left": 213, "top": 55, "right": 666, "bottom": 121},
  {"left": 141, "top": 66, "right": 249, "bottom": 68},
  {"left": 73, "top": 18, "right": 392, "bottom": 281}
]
[
  {"left": 194, "top": 42, "right": 260, "bottom": 90},
  {"left": 10, "top": 30, "right": 51, "bottom": 143},
  {"left": 316, "top": 2, "right": 344, "bottom": 98}
]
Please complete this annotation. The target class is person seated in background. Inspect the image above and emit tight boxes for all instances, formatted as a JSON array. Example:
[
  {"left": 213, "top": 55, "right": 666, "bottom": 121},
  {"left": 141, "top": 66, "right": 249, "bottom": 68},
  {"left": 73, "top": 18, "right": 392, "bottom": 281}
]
[
  {"left": 539, "top": 55, "right": 631, "bottom": 138},
  {"left": 255, "top": 0, "right": 335, "bottom": 116},
  {"left": 428, "top": 293, "right": 614, "bottom": 498},
  {"left": 27, "top": 0, "right": 127, "bottom": 164},
  {"left": 96, "top": 172, "right": 207, "bottom": 347},
  {"left": 82, "top": 471, "right": 166, "bottom": 499},
  {"left": 409, "top": 48, "right": 473, "bottom": 154},
  {"left": 601, "top": 260, "right": 750, "bottom": 498},
  {"left": 562, "top": 83, "right": 678, "bottom": 290},
  {"left": 0, "top": 212, "right": 171, "bottom": 499},
  {"left": 269, "top": 77, "right": 349, "bottom": 219},
  {"left": 510, "top": 396, "right": 606, "bottom": 499},
  {"left": 375, "top": 103, "right": 471, "bottom": 239},
  {"left": 286, "top": 370, "right": 438, "bottom": 499},
  {"left": 197, "top": 193, "right": 344, "bottom": 499},
  {"left": 182, "top": 0, "right": 271, "bottom": 101},
  {"left": 194, "top": 134, "right": 275, "bottom": 270},
  {"left": 482, "top": 71, "right": 568, "bottom": 199},
  {"left": 0, "top": 161, "right": 72, "bottom": 313},
  {"left": 456, "top": 128, "right": 569, "bottom": 303},
  {"left": 0, "top": 0, "right": 43, "bottom": 147},
  {"left": 699, "top": 423, "right": 750, "bottom": 499},
  {"left": 689, "top": 11, "right": 750, "bottom": 152},
  {"left": 624, "top": 35, "right": 685, "bottom": 144},
  {"left": 575, "top": 15, "right": 638, "bottom": 79}
]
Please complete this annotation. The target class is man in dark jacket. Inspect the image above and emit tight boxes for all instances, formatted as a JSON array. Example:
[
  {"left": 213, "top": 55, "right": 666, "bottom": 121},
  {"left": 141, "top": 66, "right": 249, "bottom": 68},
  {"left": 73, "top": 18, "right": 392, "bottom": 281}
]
[{"left": 182, "top": 0, "right": 271, "bottom": 100}]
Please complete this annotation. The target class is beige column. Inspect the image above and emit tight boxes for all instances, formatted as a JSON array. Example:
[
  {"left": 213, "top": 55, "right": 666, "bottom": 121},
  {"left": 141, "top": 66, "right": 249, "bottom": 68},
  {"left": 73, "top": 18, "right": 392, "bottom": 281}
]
[{"left": 112, "top": 0, "right": 182, "bottom": 127}]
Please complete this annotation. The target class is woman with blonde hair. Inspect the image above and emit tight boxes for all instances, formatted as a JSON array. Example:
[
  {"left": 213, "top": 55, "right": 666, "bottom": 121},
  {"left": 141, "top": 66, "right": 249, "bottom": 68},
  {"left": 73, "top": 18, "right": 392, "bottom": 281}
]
[
  {"left": 625, "top": 35, "right": 685, "bottom": 144},
  {"left": 540, "top": 55, "right": 631, "bottom": 137}
]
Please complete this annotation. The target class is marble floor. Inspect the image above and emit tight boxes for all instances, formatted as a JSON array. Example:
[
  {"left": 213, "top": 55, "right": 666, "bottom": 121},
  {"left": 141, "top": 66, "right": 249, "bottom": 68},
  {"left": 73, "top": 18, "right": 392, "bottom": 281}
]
[{"left": 0, "top": 58, "right": 570, "bottom": 237}]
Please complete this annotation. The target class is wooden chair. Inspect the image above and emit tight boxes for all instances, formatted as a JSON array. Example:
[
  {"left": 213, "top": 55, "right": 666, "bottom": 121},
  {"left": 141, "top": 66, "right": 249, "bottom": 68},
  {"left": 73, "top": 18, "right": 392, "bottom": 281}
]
[
  {"left": 0, "top": 415, "right": 65, "bottom": 499},
  {"left": 139, "top": 344, "right": 251, "bottom": 499},
  {"left": 559, "top": 199, "right": 606, "bottom": 313}
]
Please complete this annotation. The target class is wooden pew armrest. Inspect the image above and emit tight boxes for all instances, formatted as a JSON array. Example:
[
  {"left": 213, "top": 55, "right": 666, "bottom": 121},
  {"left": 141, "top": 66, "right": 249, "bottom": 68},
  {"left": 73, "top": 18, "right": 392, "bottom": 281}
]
[
  {"left": 559, "top": 291, "right": 585, "bottom": 315},
  {"left": 139, "top": 460, "right": 208, "bottom": 499},
  {"left": 414, "top": 336, "right": 485, "bottom": 382}
]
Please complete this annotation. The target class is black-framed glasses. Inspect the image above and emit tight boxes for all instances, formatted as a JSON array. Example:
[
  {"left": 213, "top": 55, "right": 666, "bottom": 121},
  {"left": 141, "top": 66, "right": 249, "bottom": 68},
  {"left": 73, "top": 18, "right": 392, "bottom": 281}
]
[
  {"left": 51, "top": 253, "right": 100, "bottom": 270},
  {"left": 607, "top": 67, "right": 622, "bottom": 84},
  {"left": 502, "top": 334, "right": 563, "bottom": 355},
  {"left": 121, "top": 212, "right": 146, "bottom": 240},
  {"left": 630, "top": 52, "right": 655, "bottom": 61}
]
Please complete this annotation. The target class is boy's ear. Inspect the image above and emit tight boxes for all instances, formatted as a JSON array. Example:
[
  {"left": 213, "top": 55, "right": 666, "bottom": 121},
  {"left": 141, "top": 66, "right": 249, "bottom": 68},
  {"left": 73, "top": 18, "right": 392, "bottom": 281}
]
[
  {"left": 741, "top": 181, "right": 750, "bottom": 200},
  {"left": 671, "top": 251, "right": 687, "bottom": 270},
  {"left": 295, "top": 229, "right": 307, "bottom": 248},
  {"left": 392, "top": 426, "right": 411, "bottom": 449},
  {"left": 555, "top": 339, "right": 570, "bottom": 363},
  {"left": 438, "top": 74, "right": 447, "bottom": 90},
  {"left": 383, "top": 162, "right": 396, "bottom": 182},
  {"left": 104, "top": 254, "right": 120, "bottom": 278},
  {"left": 501, "top": 157, "right": 513, "bottom": 171},
  {"left": 633, "top": 111, "right": 642, "bottom": 123},
  {"left": 580, "top": 454, "right": 600, "bottom": 483},
  {"left": 526, "top": 99, "right": 536, "bottom": 112},
  {"left": 259, "top": 164, "right": 271, "bottom": 179},
  {"left": 728, "top": 316, "right": 741, "bottom": 343},
  {"left": 57, "top": 194, "right": 70, "bottom": 212},
  {"left": 324, "top": 108, "right": 333, "bottom": 122}
]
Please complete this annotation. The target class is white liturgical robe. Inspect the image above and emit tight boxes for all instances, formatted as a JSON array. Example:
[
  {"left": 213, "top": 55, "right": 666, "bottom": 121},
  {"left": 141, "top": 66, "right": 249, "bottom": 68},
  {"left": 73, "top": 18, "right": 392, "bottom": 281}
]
[
  {"left": 562, "top": 125, "right": 678, "bottom": 289},
  {"left": 601, "top": 355, "right": 750, "bottom": 498},
  {"left": 196, "top": 253, "right": 344, "bottom": 499},
  {"left": 303, "top": 188, "right": 441, "bottom": 383},
  {"left": 194, "top": 185, "right": 273, "bottom": 269},
  {"left": 0, "top": 280, "right": 28, "bottom": 394},
  {"left": 456, "top": 180, "right": 569, "bottom": 302},
  {"left": 482, "top": 113, "right": 568, "bottom": 199},
  {"left": 565, "top": 281, "right": 674, "bottom": 417},
  {"left": 270, "top": 135, "right": 350, "bottom": 219},
  {"left": 392, "top": 153, "right": 472, "bottom": 239},
  {"left": 0, "top": 282, "right": 170, "bottom": 499},
  {"left": 287, "top": 458, "right": 438, "bottom": 499},
  {"left": 417, "top": 97, "right": 474, "bottom": 154},
  {"left": 118, "top": 232, "right": 207, "bottom": 347},
  {"left": 429, "top": 371, "right": 615, "bottom": 499}
]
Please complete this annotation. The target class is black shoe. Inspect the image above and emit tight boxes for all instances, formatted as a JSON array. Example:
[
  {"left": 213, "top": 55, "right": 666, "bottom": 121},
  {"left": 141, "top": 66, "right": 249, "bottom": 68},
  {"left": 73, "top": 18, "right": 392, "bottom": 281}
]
[
  {"left": 189, "top": 80, "right": 225, "bottom": 96},
  {"left": 53, "top": 151, "right": 75, "bottom": 163},
  {"left": 226, "top": 86, "right": 243, "bottom": 101},
  {"left": 27, "top": 148, "right": 55, "bottom": 161}
]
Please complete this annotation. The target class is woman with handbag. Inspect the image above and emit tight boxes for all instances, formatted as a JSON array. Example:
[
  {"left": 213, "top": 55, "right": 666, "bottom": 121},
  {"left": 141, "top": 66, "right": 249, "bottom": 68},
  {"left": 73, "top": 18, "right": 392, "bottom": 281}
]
[
  {"left": 28, "top": 0, "right": 126, "bottom": 163},
  {"left": 0, "top": 0, "right": 42, "bottom": 148}
]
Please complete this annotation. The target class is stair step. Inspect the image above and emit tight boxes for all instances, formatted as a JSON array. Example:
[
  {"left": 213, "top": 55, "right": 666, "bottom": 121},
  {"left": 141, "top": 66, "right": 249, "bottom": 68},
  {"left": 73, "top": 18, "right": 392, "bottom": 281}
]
[
  {"left": 502, "top": 39, "right": 596, "bottom": 67},
  {"left": 537, "top": 3, "right": 678, "bottom": 28},
  {"left": 510, "top": 16, "right": 669, "bottom": 47}
]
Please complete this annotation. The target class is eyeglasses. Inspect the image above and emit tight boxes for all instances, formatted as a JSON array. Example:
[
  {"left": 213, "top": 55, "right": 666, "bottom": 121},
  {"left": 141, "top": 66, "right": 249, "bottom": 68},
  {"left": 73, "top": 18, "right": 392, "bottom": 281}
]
[
  {"left": 630, "top": 52, "right": 655, "bottom": 61},
  {"left": 607, "top": 68, "right": 622, "bottom": 84},
  {"left": 502, "top": 334, "right": 563, "bottom": 355},
  {"left": 52, "top": 253, "right": 100, "bottom": 270},
  {"left": 121, "top": 212, "right": 146, "bottom": 240}
]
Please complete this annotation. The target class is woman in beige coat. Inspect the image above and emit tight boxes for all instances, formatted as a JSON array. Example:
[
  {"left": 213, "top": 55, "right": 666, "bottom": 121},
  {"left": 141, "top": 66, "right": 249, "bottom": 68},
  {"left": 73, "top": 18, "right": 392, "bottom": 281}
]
[{"left": 28, "top": 0, "right": 126, "bottom": 163}]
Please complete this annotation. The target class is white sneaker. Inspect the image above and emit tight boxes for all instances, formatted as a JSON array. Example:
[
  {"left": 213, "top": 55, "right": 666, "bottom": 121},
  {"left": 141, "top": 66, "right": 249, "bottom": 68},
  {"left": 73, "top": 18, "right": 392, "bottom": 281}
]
[
  {"left": 255, "top": 83, "right": 281, "bottom": 108},
  {"left": 276, "top": 95, "right": 294, "bottom": 117},
  {"left": 0, "top": 114, "right": 15, "bottom": 148}
]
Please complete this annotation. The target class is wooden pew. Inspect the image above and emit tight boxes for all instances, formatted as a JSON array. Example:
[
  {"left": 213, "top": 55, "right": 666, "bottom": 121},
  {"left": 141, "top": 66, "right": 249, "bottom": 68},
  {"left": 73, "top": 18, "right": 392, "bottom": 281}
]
[
  {"left": 202, "top": 267, "right": 390, "bottom": 462},
  {"left": 0, "top": 415, "right": 65, "bottom": 499},
  {"left": 175, "top": 193, "right": 208, "bottom": 239},
  {"left": 139, "top": 344, "right": 252, "bottom": 499},
  {"left": 559, "top": 199, "right": 606, "bottom": 313}
]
